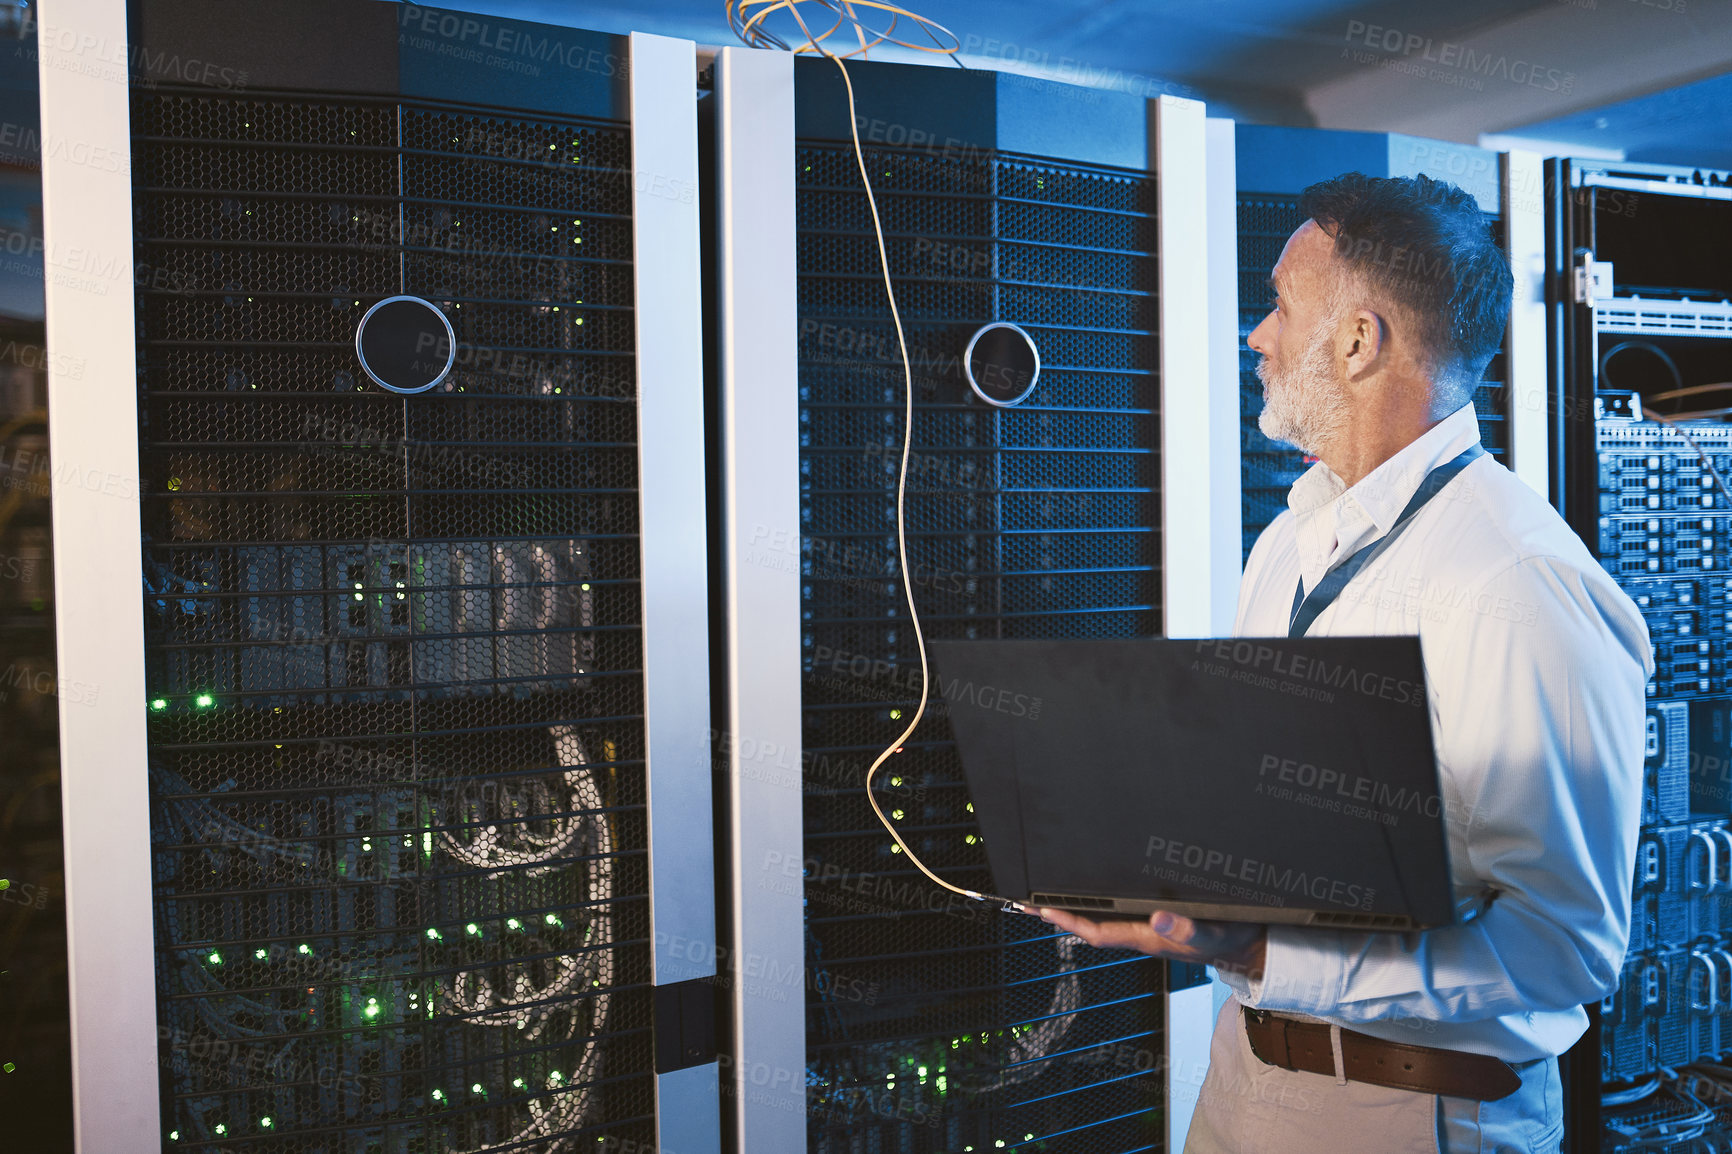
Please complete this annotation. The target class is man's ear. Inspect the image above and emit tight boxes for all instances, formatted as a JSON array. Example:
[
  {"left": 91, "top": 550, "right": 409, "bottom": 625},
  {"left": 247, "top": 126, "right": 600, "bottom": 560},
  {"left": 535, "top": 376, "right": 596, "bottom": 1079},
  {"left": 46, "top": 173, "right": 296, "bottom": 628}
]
[{"left": 1341, "top": 308, "right": 1386, "bottom": 380}]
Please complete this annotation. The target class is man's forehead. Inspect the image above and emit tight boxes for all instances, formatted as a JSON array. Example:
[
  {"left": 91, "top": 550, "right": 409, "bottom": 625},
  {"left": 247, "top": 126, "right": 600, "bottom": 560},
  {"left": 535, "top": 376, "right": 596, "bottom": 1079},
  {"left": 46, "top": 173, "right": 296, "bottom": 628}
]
[{"left": 1273, "top": 220, "right": 1333, "bottom": 291}]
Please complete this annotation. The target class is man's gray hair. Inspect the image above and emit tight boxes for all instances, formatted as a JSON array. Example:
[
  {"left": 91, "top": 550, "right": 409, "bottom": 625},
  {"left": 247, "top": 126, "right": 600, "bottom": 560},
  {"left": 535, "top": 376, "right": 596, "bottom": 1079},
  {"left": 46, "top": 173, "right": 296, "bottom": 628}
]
[{"left": 1299, "top": 172, "right": 1513, "bottom": 400}]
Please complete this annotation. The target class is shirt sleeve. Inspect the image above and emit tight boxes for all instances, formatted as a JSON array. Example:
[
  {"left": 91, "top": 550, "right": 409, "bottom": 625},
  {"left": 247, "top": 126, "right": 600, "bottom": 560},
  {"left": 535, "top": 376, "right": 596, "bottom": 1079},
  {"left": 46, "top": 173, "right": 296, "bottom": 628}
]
[{"left": 1220, "top": 555, "right": 1652, "bottom": 1025}]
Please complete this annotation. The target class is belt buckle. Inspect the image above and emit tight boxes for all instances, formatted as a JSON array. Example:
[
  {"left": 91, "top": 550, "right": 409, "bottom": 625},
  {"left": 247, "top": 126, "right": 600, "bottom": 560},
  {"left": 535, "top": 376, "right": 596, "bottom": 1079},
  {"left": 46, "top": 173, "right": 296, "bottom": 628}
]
[{"left": 1241, "top": 1006, "right": 1290, "bottom": 1069}]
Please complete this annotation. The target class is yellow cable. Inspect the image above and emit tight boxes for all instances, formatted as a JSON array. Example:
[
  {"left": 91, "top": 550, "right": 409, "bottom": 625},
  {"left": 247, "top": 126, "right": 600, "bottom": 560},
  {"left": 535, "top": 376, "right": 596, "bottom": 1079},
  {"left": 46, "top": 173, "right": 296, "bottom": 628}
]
[
  {"left": 1642, "top": 405, "right": 1732, "bottom": 510},
  {"left": 727, "top": 0, "right": 964, "bottom": 62},
  {"left": 1649, "top": 383, "right": 1732, "bottom": 404},
  {"left": 828, "top": 53, "right": 997, "bottom": 904},
  {"left": 731, "top": 0, "right": 1002, "bottom": 903}
]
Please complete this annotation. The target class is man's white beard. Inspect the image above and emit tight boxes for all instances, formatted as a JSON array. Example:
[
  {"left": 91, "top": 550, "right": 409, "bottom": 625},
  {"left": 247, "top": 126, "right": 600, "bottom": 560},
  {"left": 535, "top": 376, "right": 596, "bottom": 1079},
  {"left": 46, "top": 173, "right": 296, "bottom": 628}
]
[{"left": 1257, "top": 314, "right": 1350, "bottom": 456}]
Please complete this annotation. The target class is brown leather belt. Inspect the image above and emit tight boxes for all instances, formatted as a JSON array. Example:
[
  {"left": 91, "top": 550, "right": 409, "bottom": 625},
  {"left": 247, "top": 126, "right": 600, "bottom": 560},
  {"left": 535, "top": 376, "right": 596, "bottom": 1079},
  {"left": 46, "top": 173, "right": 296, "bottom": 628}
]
[{"left": 1241, "top": 1007, "right": 1522, "bottom": 1101}]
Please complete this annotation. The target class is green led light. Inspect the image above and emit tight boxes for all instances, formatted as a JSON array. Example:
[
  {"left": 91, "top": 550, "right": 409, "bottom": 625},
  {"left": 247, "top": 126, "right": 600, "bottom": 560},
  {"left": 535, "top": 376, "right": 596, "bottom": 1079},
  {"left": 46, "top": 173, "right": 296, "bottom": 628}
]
[
  {"left": 889, "top": 708, "right": 902, "bottom": 719},
  {"left": 150, "top": 698, "right": 168, "bottom": 711},
  {"left": 965, "top": 835, "right": 977, "bottom": 845},
  {"left": 506, "top": 918, "right": 522, "bottom": 931},
  {"left": 195, "top": 694, "right": 213, "bottom": 708},
  {"left": 890, "top": 844, "right": 902, "bottom": 854},
  {"left": 471, "top": 1083, "right": 484, "bottom": 1094},
  {"left": 169, "top": 1132, "right": 179, "bottom": 1141},
  {"left": 364, "top": 1004, "right": 380, "bottom": 1019},
  {"left": 261, "top": 1117, "right": 273, "bottom": 1129},
  {"left": 254, "top": 948, "right": 267, "bottom": 960},
  {"left": 431, "top": 1089, "right": 445, "bottom": 1101},
  {"left": 427, "top": 927, "right": 442, "bottom": 940},
  {"left": 966, "top": 803, "right": 974, "bottom": 813},
  {"left": 2, "top": 1062, "right": 14, "bottom": 1074},
  {"left": 549, "top": 1070, "right": 564, "bottom": 1083},
  {"left": 892, "top": 810, "right": 905, "bottom": 821},
  {"left": 890, "top": 776, "right": 903, "bottom": 787},
  {"left": 466, "top": 922, "right": 480, "bottom": 936},
  {"left": 545, "top": 914, "right": 561, "bottom": 927},
  {"left": 1024, "top": 1135, "right": 1034, "bottom": 1141},
  {"left": 208, "top": 951, "right": 223, "bottom": 965},
  {"left": 512, "top": 1077, "right": 526, "bottom": 1089},
  {"left": 918, "top": 1066, "right": 927, "bottom": 1077},
  {"left": 298, "top": 944, "right": 311, "bottom": 955},
  {"left": 214, "top": 1124, "right": 227, "bottom": 1136},
  {"left": 0, "top": 879, "right": 8, "bottom": 891}
]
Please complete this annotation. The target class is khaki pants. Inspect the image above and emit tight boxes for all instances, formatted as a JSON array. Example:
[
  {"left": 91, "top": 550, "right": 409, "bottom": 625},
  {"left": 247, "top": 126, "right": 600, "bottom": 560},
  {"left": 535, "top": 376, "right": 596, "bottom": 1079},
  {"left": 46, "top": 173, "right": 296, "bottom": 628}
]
[{"left": 1183, "top": 998, "right": 1563, "bottom": 1154}]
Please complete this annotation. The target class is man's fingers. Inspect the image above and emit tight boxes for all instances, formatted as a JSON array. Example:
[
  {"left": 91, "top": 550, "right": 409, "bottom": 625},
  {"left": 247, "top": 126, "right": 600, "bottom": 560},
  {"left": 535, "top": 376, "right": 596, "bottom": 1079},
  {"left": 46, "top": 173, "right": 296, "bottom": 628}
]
[
  {"left": 1032, "top": 907, "right": 1101, "bottom": 935},
  {"left": 1151, "top": 910, "right": 1197, "bottom": 943},
  {"left": 1040, "top": 907, "right": 1175, "bottom": 953},
  {"left": 1073, "top": 918, "right": 1166, "bottom": 951},
  {"left": 1025, "top": 901, "right": 1247, "bottom": 956}
]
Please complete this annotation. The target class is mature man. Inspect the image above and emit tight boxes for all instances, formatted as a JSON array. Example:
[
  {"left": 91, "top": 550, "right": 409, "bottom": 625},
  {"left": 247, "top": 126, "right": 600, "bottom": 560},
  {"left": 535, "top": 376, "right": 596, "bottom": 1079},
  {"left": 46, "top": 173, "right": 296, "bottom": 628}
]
[{"left": 1038, "top": 173, "right": 1652, "bottom": 1152}]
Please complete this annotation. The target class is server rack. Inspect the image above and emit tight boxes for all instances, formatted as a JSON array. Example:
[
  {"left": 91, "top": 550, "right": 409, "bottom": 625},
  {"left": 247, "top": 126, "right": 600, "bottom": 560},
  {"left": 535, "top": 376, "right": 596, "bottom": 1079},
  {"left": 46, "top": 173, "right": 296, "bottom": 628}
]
[
  {"left": 1232, "top": 126, "right": 1550, "bottom": 561},
  {"left": 1547, "top": 156, "right": 1732, "bottom": 1152},
  {"left": 43, "top": 1, "right": 717, "bottom": 1150},
  {"left": 714, "top": 49, "right": 1238, "bottom": 1154},
  {"left": 0, "top": 19, "right": 74, "bottom": 1148}
]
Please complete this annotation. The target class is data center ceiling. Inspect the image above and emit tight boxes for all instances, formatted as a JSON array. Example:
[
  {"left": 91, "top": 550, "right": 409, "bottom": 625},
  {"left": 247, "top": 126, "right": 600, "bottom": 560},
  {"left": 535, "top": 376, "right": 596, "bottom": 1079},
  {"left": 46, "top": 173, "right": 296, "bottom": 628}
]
[{"left": 448, "top": 0, "right": 1732, "bottom": 167}]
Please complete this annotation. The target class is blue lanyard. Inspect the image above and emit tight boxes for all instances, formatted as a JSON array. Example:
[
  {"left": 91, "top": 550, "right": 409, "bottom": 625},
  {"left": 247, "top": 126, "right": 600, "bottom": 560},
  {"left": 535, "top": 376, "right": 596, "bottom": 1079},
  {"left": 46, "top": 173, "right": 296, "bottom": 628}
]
[{"left": 1288, "top": 444, "right": 1485, "bottom": 639}]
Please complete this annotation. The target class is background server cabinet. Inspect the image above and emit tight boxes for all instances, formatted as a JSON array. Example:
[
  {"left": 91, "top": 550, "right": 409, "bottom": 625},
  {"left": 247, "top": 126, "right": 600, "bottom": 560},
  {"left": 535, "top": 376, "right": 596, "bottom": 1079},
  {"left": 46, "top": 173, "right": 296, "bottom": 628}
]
[
  {"left": 42, "top": 1, "right": 716, "bottom": 1150},
  {"left": 1232, "top": 126, "right": 1550, "bottom": 561},
  {"left": 714, "top": 48, "right": 1239, "bottom": 1154},
  {"left": 1548, "top": 156, "right": 1732, "bottom": 1152}
]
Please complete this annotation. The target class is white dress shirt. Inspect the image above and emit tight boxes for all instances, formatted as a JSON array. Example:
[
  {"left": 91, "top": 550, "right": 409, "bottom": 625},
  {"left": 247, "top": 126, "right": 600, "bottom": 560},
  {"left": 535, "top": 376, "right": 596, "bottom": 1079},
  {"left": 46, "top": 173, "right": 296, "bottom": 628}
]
[{"left": 1216, "top": 401, "right": 1655, "bottom": 1062}]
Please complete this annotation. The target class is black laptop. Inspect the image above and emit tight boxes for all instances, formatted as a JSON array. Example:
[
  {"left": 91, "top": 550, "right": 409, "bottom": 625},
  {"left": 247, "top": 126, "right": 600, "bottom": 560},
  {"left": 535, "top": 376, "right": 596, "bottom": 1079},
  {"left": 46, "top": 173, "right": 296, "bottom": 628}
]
[{"left": 930, "top": 637, "right": 1481, "bottom": 931}]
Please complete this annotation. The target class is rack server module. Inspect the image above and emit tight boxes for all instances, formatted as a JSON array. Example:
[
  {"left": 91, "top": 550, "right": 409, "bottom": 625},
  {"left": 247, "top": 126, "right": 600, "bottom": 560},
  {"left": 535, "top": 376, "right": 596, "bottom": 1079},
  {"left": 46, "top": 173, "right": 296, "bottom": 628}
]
[{"left": 1548, "top": 156, "right": 1732, "bottom": 1152}]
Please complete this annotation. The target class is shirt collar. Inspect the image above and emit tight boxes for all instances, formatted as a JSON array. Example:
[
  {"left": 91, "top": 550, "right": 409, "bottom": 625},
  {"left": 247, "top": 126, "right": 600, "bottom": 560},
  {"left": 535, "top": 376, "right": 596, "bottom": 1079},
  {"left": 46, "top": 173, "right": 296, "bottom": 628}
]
[{"left": 1287, "top": 401, "right": 1483, "bottom": 535}]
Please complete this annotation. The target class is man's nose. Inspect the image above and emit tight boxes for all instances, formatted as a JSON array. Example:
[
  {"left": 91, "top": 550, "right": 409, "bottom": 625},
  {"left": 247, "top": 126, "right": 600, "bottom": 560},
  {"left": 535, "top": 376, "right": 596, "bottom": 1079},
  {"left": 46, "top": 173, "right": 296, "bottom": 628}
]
[{"left": 1247, "top": 311, "right": 1273, "bottom": 356}]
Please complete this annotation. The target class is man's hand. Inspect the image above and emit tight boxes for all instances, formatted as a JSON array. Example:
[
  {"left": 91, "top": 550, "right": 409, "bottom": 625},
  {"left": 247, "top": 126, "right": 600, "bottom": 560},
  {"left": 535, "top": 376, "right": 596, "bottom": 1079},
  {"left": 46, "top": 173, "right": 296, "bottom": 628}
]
[{"left": 1033, "top": 907, "right": 1268, "bottom": 978}]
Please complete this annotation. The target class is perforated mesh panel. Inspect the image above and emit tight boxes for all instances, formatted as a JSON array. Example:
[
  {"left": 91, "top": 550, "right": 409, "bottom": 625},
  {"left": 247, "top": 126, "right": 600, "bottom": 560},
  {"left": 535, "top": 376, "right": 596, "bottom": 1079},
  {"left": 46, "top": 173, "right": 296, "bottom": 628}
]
[
  {"left": 1235, "top": 193, "right": 1512, "bottom": 562},
  {"left": 134, "top": 92, "right": 654, "bottom": 1153},
  {"left": 797, "top": 143, "right": 1166, "bottom": 1153},
  {"left": 1236, "top": 195, "right": 1310, "bottom": 562}
]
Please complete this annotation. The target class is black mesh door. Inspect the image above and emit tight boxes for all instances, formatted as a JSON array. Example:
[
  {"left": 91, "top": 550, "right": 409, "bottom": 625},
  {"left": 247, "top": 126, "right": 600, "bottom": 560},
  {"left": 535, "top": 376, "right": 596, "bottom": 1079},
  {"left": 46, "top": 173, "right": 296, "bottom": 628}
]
[
  {"left": 1236, "top": 194, "right": 1309, "bottom": 562},
  {"left": 134, "top": 90, "right": 654, "bottom": 1153},
  {"left": 797, "top": 142, "right": 1167, "bottom": 1153}
]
